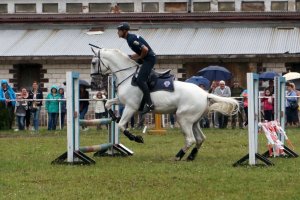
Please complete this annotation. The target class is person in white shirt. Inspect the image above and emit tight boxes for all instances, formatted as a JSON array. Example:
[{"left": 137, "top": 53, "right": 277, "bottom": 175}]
[
  {"left": 213, "top": 80, "right": 231, "bottom": 128},
  {"left": 93, "top": 91, "right": 107, "bottom": 130}
]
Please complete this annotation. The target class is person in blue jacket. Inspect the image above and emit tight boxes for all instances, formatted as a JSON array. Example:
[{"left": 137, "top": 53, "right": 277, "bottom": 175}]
[
  {"left": 45, "top": 85, "right": 61, "bottom": 130},
  {"left": 0, "top": 80, "right": 16, "bottom": 129},
  {"left": 117, "top": 22, "right": 156, "bottom": 114}
]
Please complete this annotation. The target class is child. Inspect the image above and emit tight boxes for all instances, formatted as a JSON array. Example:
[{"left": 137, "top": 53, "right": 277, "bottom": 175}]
[
  {"left": 261, "top": 88, "right": 274, "bottom": 122},
  {"left": 93, "top": 91, "right": 107, "bottom": 130}
]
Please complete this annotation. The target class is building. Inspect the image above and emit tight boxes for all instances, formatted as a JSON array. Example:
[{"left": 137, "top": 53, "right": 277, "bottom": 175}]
[{"left": 0, "top": 0, "right": 300, "bottom": 91}]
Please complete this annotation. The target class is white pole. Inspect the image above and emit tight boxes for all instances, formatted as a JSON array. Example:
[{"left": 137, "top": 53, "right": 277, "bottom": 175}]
[
  {"left": 247, "top": 73, "right": 259, "bottom": 165},
  {"left": 66, "top": 71, "right": 80, "bottom": 163}
]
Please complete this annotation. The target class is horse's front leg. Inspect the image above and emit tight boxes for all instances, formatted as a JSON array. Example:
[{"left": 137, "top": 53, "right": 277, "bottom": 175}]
[
  {"left": 105, "top": 98, "right": 121, "bottom": 122},
  {"left": 118, "top": 106, "right": 144, "bottom": 144}
]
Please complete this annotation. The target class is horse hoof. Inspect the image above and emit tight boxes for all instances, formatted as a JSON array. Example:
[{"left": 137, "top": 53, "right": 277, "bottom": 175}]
[
  {"left": 135, "top": 135, "right": 144, "bottom": 143},
  {"left": 186, "top": 155, "right": 195, "bottom": 161},
  {"left": 116, "top": 117, "right": 121, "bottom": 123},
  {"left": 186, "top": 148, "right": 198, "bottom": 161}
]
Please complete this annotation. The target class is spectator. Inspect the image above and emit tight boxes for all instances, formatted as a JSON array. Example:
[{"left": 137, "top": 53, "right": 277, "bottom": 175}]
[
  {"left": 0, "top": 80, "right": 16, "bottom": 129},
  {"left": 15, "top": 93, "right": 27, "bottom": 131},
  {"left": 261, "top": 88, "right": 274, "bottom": 122},
  {"left": 209, "top": 81, "right": 218, "bottom": 128},
  {"left": 199, "top": 84, "right": 209, "bottom": 128},
  {"left": 45, "top": 85, "right": 61, "bottom": 131},
  {"left": 241, "top": 89, "right": 248, "bottom": 127},
  {"left": 93, "top": 91, "right": 107, "bottom": 130},
  {"left": 230, "top": 81, "right": 244, "bottom": 129},
  {"left": 28, "top": 81, "right": 43, "bottom": 132},
  {"left": 58, "top": 87, "right": 67, "bottom": 130},
  {"left": 214, "top": 80, "right": 231, "bottom": 128},
  {"left": 137, "top": 113, "right": 146, "bottom": 129},
  {"left": 80, "top": 85, "right": 90, "bottom": 131},
  {"left": 21, "top": 88, "right": 31, "bottom": 130},
  {"left": 286, "top": 82, "right": 299, "bottom": 127},
  {"left": 266, "top": 80, "right": 274, "bottom": 95},
  {"left": 169, "top": 114, "right": 175, "bottom": 128}
]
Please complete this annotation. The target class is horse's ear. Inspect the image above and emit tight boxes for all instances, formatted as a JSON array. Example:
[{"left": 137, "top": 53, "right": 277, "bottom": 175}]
[{"left": 91, "top": 47, "right": 97, "bottom": 56}]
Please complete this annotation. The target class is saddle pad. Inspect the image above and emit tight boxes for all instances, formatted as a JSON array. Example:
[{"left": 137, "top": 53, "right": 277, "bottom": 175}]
[{"left": 149, "top": 76, "right": 174, "bottom": 92}]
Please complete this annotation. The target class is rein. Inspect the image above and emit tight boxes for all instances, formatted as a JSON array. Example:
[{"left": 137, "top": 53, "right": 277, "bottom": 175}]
[{"left": 93, "top": 50, "right": 139, "bottom": 89}]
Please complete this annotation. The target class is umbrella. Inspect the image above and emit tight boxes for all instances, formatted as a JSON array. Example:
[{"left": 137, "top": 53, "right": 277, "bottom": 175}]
[
  {"left": 185, "top": 76, "right": 210, "bottom": 90},
  {"left": 197, "top": 66, "right": 232, "bottom": 81},
  {"left": 79, "top": 80, "right": 91, "bottom": 88},
  {"left": 259, "top": 71, "right": 280, "bottom": 81},
  {"left": 283, "top": 72, "right": 300, "bottom": 81},
  {"left": 63, "top": 79, "right": 91, "bottom": 88}
]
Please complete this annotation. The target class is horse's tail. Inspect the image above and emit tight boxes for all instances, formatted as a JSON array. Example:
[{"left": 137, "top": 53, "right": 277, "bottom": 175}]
[{"left": 207, "top": 93, "right": 239, "bottom": 116}]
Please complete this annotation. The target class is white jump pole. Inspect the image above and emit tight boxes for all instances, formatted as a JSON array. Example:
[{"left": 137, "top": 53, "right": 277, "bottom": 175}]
[
  {"left": 233, "top": 73, "right": 273, "bottom": 166},
  {"left": 274, "top": 76, "right": 286, "bottom": 143}
]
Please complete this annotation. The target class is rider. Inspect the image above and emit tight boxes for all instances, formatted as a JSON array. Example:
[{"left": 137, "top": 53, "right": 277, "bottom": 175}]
[{"left": 117, "top": 22, "right": 156, "bottom": 114}]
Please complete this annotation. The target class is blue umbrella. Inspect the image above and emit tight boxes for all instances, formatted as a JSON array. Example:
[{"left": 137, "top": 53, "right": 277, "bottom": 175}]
[
  {"left": 197, "top": 66, "right": 232, "bottom": 81},
  {"left": 185, "top": 76, "right": 210, "bottom": 90},
  {"left": 259, "top": 71, "right": 280, "bottom": 81}
]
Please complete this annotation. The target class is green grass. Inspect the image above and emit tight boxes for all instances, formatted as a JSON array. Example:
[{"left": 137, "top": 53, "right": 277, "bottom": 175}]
[{"left": 1, "top": 127, "right": 300, "bottom": 200}]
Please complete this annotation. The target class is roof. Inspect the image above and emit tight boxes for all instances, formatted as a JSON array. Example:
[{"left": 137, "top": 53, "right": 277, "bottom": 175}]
[
  {"left": 1, "top": 26, "right": 300, "bottom": 57},
  {"left": 1, "top": 12, "right": 300, "bottom": 24}
]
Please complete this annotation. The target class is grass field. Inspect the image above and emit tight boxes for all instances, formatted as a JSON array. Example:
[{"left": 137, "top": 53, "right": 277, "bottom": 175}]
[{"left": 1, "top": 127, "right": 300, "bottom": 200}]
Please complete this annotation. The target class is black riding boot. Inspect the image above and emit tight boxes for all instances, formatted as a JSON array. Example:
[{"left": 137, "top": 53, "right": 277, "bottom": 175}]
[{"left": 137, "top": 81, "right": 154, "bottom": 114}]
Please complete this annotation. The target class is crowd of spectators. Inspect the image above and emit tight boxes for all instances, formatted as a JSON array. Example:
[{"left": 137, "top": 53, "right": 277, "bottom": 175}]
[{"left": 1, "top": 76, "right": 300, "bottom": 131}]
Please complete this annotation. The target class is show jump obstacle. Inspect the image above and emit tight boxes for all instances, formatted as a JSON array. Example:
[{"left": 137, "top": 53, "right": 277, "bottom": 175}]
[
  {"left": 233, "top": 73, "right": 298, "bottom": 167},
  {"left": 52, "top": 72, "right": 133, "bottom": 165}
]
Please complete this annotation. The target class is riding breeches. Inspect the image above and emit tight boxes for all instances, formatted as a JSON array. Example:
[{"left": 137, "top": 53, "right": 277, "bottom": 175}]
[{"left": 136, "top": 55, "right": 156, "bottom": 104}]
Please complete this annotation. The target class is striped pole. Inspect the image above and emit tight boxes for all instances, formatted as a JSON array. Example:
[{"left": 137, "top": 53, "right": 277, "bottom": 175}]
[
  {"left": 79, "top": 143, "right": 113, "bottom": 153},
  {"left": 79, "top": 118, "right": 112, "bottom": 126}
]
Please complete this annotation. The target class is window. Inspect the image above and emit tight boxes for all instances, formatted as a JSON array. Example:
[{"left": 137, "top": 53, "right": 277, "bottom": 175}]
[
  {"left": 15, "top": 4, "right": 36, "bottom": 13},
  {"left": 0, "top": 4, "right": 7, "bottom": 13},
  {"left": 142, "top": 2, "right": 159, "bottom": 12},
  {"left": 297, "top": 0, "right": 300, "bottom": 11},
  {"left": 194, "top": 2, "right": 210, "bottom": 11},
  {"left": 218, "top": 2, "right": 235, "bottom": 11},
  {"left": 241, "top": 2, "right": 265, "bottom": 11},
  {"left": 43, "top": 3, "right": 58, "bottom": 13},
  {"left": 165, "top": 2, "right": 187, "bottom": 12},
  {"left": 117, "top": 3, "right": 134, "bottom": 12},
  {"left": 89, "top": 3, "right": 111, "bottom": 12},
  {"left": 271, "top": 1, "right": 288, "bottom": 11},
  {"left": 66, "top": 3, "right": 82, "bottom": 13}
]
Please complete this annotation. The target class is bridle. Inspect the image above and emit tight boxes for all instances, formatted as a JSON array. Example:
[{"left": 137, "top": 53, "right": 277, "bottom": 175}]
[{"left": 91, "top": 49, "right": 138, "bottom": 88}]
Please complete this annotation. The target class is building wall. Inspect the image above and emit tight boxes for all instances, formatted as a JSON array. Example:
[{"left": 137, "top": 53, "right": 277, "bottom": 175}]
[{"left": 0, "top": 0, "right": 298, "bottom": 13}]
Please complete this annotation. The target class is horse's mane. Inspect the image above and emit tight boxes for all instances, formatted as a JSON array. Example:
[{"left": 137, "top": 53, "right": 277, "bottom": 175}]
[{"left": 102, "top": 48, "right": 137, "bottom": 65}]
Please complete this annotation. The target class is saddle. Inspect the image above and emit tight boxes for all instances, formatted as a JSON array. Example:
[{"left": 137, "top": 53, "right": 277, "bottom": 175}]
[{"left": 131, "top": 69, "right": 175, "bottom": 93}]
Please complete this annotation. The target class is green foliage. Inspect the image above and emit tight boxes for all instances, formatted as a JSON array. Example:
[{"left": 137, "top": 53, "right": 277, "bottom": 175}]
[
  {"left": 0, "top": 128, "right": 300, "bottom": 200},
  {"left": 0, "top": 103, "right": 10, "bottom": 130}
]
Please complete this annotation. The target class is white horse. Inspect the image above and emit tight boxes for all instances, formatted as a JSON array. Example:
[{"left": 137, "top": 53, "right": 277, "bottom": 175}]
[{"left": 91, "top": 48, "right": 239, "bottom": 161}]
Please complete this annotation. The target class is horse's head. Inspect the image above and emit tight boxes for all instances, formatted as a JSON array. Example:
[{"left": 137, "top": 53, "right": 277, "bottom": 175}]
[{"left": 90, "top": 48, "right": 111, "bottom": 77}]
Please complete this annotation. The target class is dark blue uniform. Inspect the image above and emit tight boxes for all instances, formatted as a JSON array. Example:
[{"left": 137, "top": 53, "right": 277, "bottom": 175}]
[{"left": 126, "top": 33, "right": 156, "bottom": 109}]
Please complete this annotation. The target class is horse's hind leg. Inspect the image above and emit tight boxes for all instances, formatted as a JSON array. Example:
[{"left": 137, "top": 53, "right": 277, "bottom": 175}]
[
  {"left": 175, "top": 118, "right": 195, "bottom": 161},
  {"left": 187, "top": 121, "right": 206, "bottom": 161}
]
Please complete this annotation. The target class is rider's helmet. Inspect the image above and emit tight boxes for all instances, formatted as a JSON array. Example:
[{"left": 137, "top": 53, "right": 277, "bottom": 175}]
[{"left": 117, "top": 22, "right": 130, "bottom": 31}]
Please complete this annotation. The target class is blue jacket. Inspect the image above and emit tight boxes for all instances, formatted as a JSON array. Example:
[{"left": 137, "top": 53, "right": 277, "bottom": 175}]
[
  {"left": 0, "top": 80, "right": 16, "bottom": 107},
  {"left": 45, "top": 85, "right": 61, "bottom": 113}
]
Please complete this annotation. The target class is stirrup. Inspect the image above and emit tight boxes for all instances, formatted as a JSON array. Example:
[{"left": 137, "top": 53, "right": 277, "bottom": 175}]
[{"left": 141, "top": 104, "right": 154, "bottom": 115}]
